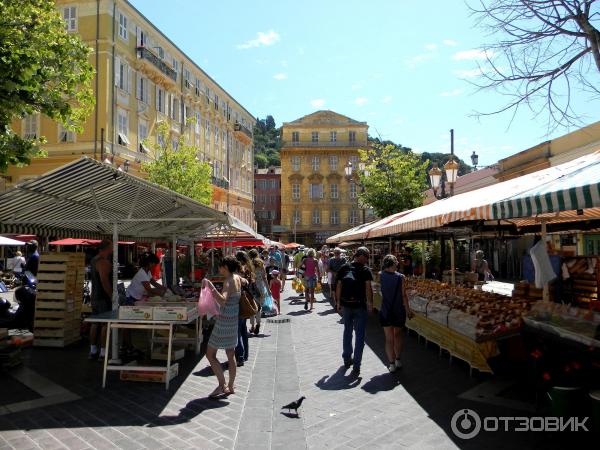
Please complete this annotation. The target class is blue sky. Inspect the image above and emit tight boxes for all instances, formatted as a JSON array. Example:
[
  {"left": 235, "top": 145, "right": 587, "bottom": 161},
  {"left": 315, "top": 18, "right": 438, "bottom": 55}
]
[{"left": 130, "top": 0, "right": 600, "bottom": 167}]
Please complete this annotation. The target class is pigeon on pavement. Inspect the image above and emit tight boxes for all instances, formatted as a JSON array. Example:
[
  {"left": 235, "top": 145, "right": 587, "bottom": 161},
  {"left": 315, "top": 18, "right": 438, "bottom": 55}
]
[{"left": 281, "top": 396, "right": 306, "bottom": 415}]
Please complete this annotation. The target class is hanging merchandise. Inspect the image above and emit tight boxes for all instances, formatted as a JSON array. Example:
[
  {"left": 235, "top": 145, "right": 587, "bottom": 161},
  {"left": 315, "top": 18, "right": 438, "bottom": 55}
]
[{"left": 529, "top": 240, "right": 557, "bottom": 289}]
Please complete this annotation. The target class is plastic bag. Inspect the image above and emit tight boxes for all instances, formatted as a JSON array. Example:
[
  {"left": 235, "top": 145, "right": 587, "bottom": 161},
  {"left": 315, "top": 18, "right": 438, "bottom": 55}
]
[
  {"left": 198, "top": 286, "right": 220, "bottom": 318},
  {"left": 262, "top": 293, "right": 276, "bottom": 315}
]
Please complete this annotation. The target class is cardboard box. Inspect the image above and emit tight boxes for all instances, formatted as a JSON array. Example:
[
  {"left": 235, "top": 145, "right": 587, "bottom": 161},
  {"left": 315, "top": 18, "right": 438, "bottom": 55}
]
[
  {"left": 152, "top": 306, "right": 198, "bottom": 322},
  {"left": 151, "top": 347, "right": 185, "bottom": 361},
  {"left": 120, "top": 363, "right": 179, "bottom": 383},
  {"left": 118, "top": 306, "right": 153, "bottom": 320}
]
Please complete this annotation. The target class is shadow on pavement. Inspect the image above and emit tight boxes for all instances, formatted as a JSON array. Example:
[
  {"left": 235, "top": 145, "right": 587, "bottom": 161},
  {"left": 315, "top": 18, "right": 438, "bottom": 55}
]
[
  {"left": 286, "top": 310, "right": 310, "bottom": 316},
  {"left": 315, "top": 366, "right": 361, "bottom": 390},
  {"left": 361, "top": 373, "right": 401, "bottom": 394},
  {"left": 279, "top": 411, "right": 301, "bottom": 419},
  {"left": 149, "top": 397, "right": 230, "bottom": 426}
]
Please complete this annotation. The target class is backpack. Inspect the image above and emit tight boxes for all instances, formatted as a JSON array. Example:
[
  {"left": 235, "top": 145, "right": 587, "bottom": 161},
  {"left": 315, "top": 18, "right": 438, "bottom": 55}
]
[{"left": 339, "top": 264, "right": 362, "bottom": 306}]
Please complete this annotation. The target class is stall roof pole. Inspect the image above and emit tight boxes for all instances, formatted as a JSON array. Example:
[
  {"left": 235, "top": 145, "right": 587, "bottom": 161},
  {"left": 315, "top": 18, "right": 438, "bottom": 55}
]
[
  {"left": 450, "top": 236, "right": 456, "bottom": 286},
  {"left": 190, "top": 241, "right": 195, "bottom": 283},
  {"left": 172, "top": 235, "right": 177, "bottom": 289},
  {"left": 422, "top": 242, "right": 426, "bottom": 279}
]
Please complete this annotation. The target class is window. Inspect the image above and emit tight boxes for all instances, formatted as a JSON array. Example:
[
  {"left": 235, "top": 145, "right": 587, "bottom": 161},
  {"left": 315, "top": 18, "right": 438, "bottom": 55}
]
[
  {"left": 292, "top": 184, "right": 300, "bottom": 199},
  {"left": 195, "top": 77, "right": 202, "bottom": 96},
  {"left": 138, "top": 119, "right": 148, "bottom": 152},
  {"left": 330, "top": 183, "right": 338, "bottom": 199},
  {"left": 183, "top": 69, "right": 191, "bottom": 87},
  {"left": 118, "top": 12, "right": 128, "bottom": 41},
  {"left": 172, "top": 138, "right": 179, "bottom": 151},
  {"left": 155, "top": 86, "right": 166, "bottom": 114},
  {"left": 330, "top": 131, "right": 337, "bottom": 142},
  {"left": 214, "top": 94, "right": 219, "bottom": 110},
  {"left": 349, "top": 209, "right": 359, "bottom": 225},
  {"left": 115, "top": 58, "right": 131, "bottom": 93},
  {"left": 293, "top": 209, "right": 301, "bottom": 225},
  {"left": 58, "top": 124, "right": 75, "bottom": 143},
  {"left": 195, "top": 112, "right": 202, "bottom": 134},
  {"left": 349, "top": 155, "right": 360, "bottom": 167},
  {"left": 349, "top": 181, "right": 357, "bottom": 199},
  {"left": 292, "top": 131, "right": 299, "bottom": 143},
  {"left": 311, "top": 156, "right": 320, "bottom": 172},
  {"left": 22, "top": 115, "right": 38, "bottom": 140},
  {"left": 309, "top": 183, "right": 323, "bottom": 199},
  {"left": 215, "top": 127, "right": 219, "bottom": 144},
  {"left": 136, "top": 74, "right": 150, "bottom": 104},
  {"left": 349, "top": 131, "right": 356, "bottom": 143},
  {"left": 291, "top": 155, "right": 301, "bottom": 172},
  {"left": 329, "top": 155, "right": 338, "bottom": 171},
  {"left": 312, "top": 209, "right": 321, "bottom": 225},
  {"left": 63, "top": 6, "right": 77, "bottom": 32},
  {"left": 171, "top": 97, "right": 180, "bottom": 122},
  {"left": 157, "top": 133, "right": 165, "bottom": 148},
  {"left": 330, "top": 209, "right": 339, "bottom": 225},
  {"left": 136, "top": 27, "right": 147, "bottom": 47},
  {"left": 117, "top": 108, "right": 129, "bottom": 145},
  {"left": 311, "top": 131, "right": 319, "bottom": 143},
  {"left": 172, "top": 58, "right": 179, "bottom": 73}
]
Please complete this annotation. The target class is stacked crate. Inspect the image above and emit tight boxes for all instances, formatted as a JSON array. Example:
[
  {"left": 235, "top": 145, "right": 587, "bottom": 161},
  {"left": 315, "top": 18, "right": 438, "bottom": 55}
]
[{"left": 34, "top": 253, "right": 85, "bottom": 347}]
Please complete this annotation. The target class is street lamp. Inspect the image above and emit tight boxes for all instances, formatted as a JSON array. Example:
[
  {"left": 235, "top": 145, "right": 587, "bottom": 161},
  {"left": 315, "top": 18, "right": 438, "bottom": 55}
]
[
  {"left": 429, "top": 129, "right": 460, "bottom": 199},
  {"left": 471, "top": 151, "right": 479, "bottom": 171}
]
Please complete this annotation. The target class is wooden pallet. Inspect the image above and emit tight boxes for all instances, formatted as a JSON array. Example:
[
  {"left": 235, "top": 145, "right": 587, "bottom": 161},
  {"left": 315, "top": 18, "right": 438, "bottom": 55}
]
[{"left": 33, "top": 252, "right": 85, "bottom": 348}]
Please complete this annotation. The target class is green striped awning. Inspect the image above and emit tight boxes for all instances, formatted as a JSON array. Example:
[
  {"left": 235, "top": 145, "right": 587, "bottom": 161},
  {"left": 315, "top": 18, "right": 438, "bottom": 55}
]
[{"left": 491, "top": 151, "right": 600, "bottom": 220}]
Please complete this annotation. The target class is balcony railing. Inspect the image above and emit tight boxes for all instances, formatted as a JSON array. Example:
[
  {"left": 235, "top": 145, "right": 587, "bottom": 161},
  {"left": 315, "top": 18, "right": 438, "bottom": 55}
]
[
  {"left": 282, "top": 140, "right": 365, "bottom": 148},
  {"left": 211, "top": 176, "right": 230, "bottom": 189},
  {"left": 136, "top": 46, "right": 177, "bottom": 82},
  {"left": 234, "top": 122, "right": 253, "bottom": 139}
]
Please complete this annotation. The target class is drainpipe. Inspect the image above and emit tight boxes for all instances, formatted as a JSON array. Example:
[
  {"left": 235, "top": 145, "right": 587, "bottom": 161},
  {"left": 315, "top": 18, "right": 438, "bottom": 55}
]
[
  {"left": 110, "top": 1, "right": 117, "bottom": 157},
  {"left": 93, "top": 0, "right": 100, "bottom": 160}
]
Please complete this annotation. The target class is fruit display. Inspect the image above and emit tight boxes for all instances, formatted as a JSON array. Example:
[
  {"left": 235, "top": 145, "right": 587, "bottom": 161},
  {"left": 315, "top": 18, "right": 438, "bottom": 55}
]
[{"left": 406, "top": 278, "right": 536, "bottom": 341}]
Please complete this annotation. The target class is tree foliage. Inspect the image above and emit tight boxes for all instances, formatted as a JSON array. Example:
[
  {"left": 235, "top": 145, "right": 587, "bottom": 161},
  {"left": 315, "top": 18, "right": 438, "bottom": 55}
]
[
  {"left": 0, "top": 0, "right": 95, "bottom": 172},
  {"left": 142, "top": 121, "right": 212, "bottom": 205},
  {"left": 357, "top": 144, "right": 430, "bottom": 218},
  {"left": 254, "top": 115, "right": 281, "bottom": 168},
  {"left": 469, "top": 0, "right": 600, "bottom": 129}
]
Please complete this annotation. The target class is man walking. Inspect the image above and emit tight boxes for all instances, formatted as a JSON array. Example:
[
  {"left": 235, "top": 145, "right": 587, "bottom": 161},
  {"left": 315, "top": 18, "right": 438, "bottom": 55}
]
[
  {"left": 336, "top": 247, "right": 373, "bottom": 376},
  {"left": 89, "top": 239, "right": 113, "bottom": 360}
]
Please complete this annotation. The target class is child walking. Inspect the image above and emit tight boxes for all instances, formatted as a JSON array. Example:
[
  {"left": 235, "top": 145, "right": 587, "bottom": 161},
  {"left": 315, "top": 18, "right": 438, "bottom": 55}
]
[{"left": 270, "top": 270, "right": 282, "bottom": 314}]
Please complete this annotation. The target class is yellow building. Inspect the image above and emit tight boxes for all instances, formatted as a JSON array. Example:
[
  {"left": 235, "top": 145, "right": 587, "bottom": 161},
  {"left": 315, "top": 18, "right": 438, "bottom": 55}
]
[
  {"left": 4, "top": 0, "right": 255, "bottom": 228},
  {"left": 280, "top": 111, "right": 369, "bottom": 246}
]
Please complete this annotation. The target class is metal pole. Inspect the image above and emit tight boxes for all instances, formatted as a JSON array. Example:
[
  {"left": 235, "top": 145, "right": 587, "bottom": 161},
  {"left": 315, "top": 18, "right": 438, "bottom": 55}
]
[
  {"left": 421, "top": 242, "right": 426, "bottom": 279},
  {"left": 172, "top": 235, "right": 177, "bottom": 289},
  {"left": 190, "top": 242, "right": 195, "bottom": 283},
  {"left": 450, "top": 236, "right": 456, "bottom": 286},
  {"left": 450, "top": 129, "right": 455, "bottom": 197},
  {"left": 110, "top": 223, "right": 120, "bottom": 363},
  {"left": 541, "top": 220, "right": 550, "bottom": 302}
]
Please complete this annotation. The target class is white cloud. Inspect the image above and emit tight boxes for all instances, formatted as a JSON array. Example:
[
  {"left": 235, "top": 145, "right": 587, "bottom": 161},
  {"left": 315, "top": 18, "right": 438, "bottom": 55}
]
[
  {"left": 440, "top": 89, "right": 463, "bottom": 97},
  {"left": 351, "top": 83, "right": 362, "bottom": 91},
  {"left": 453, "top": 49, "right": 493, "bottom": 61},
  {"left": 453, "top": 68, "right": 485, "bottom": 78},
  {"left": 443, "top": 39, "right": 458, "bottom": 47},
  {"left": 354, "top": 97, "right": 368, "bottom": 106},
  {"left": 237, "top": 30, "right": 280, "bottom": 49},
  {"left": 425, "top": 43, "right": 438, "bottom": 51},
  {"left": 310, "top": 99, "right": 325, "bottom": 108},
  {"left": 273, "top": 73, "right": 288, "bottom": 80},
  {"left": 381, "top": 96, "right": 393, "bottom": 104},
  {"left": 405, "top": 52, "right": 435, "bottom": 68}
]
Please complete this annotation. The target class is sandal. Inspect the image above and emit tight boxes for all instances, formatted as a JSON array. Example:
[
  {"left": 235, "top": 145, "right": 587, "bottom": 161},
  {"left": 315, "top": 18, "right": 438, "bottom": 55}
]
[
  {"left": 209, "top": 385, "right": 227, "bottom": 398},
  {"left": 227, "top": 386, "right": 235, "bottom": 395}
]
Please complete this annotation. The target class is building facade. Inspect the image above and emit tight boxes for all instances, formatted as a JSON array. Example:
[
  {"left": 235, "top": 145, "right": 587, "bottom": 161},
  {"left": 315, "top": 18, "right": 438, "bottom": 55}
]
[
  {"left": 280, "top": 111, "right": 369, "bottom": 246},
  {"left": 254, "top": 167, "right": 281, "bottom": 238},
  {"left": 4, "top": 0, "right": 255, "bottom": 228}
]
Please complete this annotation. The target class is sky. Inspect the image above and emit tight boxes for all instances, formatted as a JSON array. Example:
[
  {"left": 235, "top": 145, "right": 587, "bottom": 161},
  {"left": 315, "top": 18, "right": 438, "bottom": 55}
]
[{"left": 130, "top": 0, "right": 600, "bottom": 167}]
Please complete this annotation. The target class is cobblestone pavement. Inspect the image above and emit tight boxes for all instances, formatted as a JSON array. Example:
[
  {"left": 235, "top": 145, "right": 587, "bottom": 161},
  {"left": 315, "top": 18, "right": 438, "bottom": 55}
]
[{"left": 0, "top": 283, "right": 591, "bottom": 449}]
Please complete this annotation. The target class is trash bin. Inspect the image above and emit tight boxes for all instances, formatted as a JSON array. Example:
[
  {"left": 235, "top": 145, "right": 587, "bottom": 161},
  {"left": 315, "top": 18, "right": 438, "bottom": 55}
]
[
  {"left": 590, "top": 390, "right": 600, "bottom": 432},
  {"left": 548, "top": 386, "right": 585, "bottom": 418}
]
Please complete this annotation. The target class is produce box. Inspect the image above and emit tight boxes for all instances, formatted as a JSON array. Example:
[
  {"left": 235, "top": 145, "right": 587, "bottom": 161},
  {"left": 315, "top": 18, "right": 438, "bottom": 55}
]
[
  {"left": 153, "top": 306, "right": 198, "bottom": 321},
  {"left": 426, "top": 301, "right": 451, "bottom": 326},
  {"left": 447, "top": 309, "right": 479, "bottom": 340},
  {"left": 151, "top": 347, "right": 185, "bottom": 361},
  {"left": 120, "top": 362, "right": 179, "bottom": 383},
  {"left": 118, "top": 306, "right": 153, "bottom": 320}
]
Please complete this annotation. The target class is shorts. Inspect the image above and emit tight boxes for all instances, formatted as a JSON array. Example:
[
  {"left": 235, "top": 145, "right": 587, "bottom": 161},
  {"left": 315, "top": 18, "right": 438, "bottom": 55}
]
[
  {"left": 379, "top": 310, "right": 406, "bottom": 328},
  {"left": 91, "top": 298, "right": 112, "bottom": 315},
  {"left": 303, "top": 275, "right": 317, "bottom": 289}
]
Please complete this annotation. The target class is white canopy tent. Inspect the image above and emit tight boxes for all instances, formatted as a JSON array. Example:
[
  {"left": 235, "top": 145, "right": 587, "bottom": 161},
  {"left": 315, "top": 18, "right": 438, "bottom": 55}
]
[{"left": 0, "top": 236, "right": 26, "bottom": 246}]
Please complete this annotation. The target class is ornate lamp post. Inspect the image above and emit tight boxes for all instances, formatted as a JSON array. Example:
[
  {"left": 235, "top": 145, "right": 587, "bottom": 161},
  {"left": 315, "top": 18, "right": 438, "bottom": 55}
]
[{"left": 471, "top": 151, "right": 479, "bottom": 171}]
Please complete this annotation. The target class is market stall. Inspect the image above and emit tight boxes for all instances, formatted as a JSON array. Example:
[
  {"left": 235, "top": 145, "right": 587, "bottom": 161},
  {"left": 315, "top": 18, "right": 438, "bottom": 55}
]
[{"left": 0, "top": 157, "right": 232, "bottom": 386}]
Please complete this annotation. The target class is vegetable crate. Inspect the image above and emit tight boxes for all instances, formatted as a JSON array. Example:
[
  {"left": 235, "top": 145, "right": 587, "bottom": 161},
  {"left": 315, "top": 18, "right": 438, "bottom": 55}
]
[{"left": 33, "top": 253, "right": 85, "bottom": 347}]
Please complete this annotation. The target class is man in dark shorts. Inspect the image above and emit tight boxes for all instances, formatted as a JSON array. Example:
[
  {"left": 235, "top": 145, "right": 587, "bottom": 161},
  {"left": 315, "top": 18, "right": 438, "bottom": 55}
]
[
  {"left": 89, "top": 239, "right": 113, "bottom": 360},
  {"left": 336, "top": 247, "right": 373, "bottom": 376}
]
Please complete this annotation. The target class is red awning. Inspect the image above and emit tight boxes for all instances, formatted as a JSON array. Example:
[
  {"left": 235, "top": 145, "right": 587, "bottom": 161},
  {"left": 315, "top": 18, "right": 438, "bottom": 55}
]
[
  {"left": 198, "top": 239, "right": 266, "bottom": 248},
  {"left": 49, "top": 238, "right": 135, "bottom": 246},
  {"left": 285, "top": 242, "right": 301, "bottom": 249}
]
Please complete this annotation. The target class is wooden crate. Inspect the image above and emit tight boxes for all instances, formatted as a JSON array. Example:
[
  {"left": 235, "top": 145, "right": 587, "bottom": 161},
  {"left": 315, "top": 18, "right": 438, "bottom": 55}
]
[{"left": 34, "top": 252, "right": 85, "bottom": 348}]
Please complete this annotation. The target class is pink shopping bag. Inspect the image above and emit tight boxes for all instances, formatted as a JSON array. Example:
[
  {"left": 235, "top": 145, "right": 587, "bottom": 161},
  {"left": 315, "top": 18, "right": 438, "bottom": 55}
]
[{"left": 198, "top": 285, "right": 220, "bottom": 318}]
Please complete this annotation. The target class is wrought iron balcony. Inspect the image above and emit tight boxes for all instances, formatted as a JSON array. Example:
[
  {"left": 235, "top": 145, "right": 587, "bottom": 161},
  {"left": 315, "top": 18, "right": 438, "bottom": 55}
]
[
  {"left": 234, "top": 122, "right": 253, "bottom": 142},
  {"left": 282, "top": 140, "right": 366, "bottom": 148},
  {"left": 136, "top": 46, "right": 177, "bottom": 82},
  {"left": 211, "top": 176, "right": 230, "bottom": 189}
]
